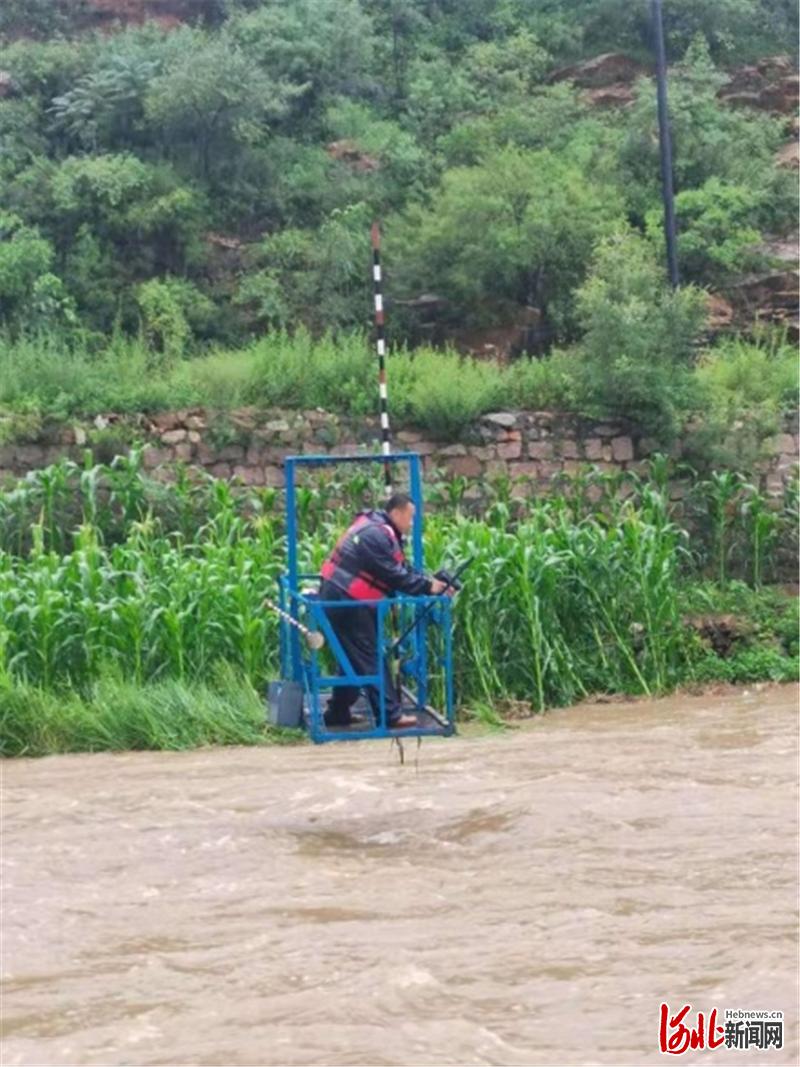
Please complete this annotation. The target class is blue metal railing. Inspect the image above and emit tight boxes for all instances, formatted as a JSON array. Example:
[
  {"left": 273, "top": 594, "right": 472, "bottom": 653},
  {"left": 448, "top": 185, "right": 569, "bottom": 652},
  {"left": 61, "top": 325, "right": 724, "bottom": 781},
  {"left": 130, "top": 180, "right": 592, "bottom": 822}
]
[{"left": 276, "top": 452, "right": 453, "bottom": 743}]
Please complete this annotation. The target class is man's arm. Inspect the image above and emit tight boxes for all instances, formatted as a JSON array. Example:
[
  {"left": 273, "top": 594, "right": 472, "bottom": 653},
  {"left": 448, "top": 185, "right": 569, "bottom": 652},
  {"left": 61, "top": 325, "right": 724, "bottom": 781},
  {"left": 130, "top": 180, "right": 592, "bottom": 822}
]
[{"left": 358, "top": 525, "right": 433, "bottom": 596}]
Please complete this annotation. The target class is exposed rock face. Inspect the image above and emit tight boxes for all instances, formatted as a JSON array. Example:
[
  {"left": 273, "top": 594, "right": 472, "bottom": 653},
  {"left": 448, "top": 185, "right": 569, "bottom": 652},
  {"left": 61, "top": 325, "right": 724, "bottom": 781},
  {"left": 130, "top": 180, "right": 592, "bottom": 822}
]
[
  {"left": 12, "top": 0, "right": 217, "bottom": 32},
  {"left": 554, "top": 51, "right": 799, "bottom": 116},
  {"left": 756, "top": 55, "right": 795, "bottom": 80},
  {"left": 710, "top": 237, "right": 800, "bottom": 337},
  {"left": 705, "top": 293, "right": 735, "bottom": 333},
  {"left": 547, "top": 52, "right": 647, "bottom": 109},
  {"left": 724, "top": 268, "right": 799, "bottom": 336},
  {"left": 203, "top": 231, "right": 244, "bottom": 266},
  {"left": 326, "top": 141, "right": 380, "bottom": 173},
  {"left": 719, "top": 56, "right": 799, "bottom": 115},
  {"left": 759, "top": 75, "right": 800, "bottom": 113},
  {"left": 757, "top": 238, "right": 800, "bottom": 266},
  {"left": 722, "top": 66, "right": 769, "bottom": 95},
  {"left": 582, "top": 85, "right": 636, "bottom": 108},
  {"left": 547, "top": 53, "right": 649, "bottom": 89},
  {"left": 0, "top": 72, "right": 15, "bottom": 98},
  {"left": 450, "top": 308, "right": 552, "bottom": 361},
  {"left": 683, "top": 615, "right": 753, "bottom": 657},
  {"left": 76, "top": 0, "right": 215, "bottom": 30},
  {"left": 775, "top": 141, "right": 800, "bottom": 169}
]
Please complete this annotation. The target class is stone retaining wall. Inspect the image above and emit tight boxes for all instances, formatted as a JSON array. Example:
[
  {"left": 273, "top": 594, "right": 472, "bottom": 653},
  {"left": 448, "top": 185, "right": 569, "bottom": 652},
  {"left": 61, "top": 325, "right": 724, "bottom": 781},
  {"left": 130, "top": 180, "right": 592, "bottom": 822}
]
[{"left": 1, "top": 407, "right": 798, "bottom": 500}]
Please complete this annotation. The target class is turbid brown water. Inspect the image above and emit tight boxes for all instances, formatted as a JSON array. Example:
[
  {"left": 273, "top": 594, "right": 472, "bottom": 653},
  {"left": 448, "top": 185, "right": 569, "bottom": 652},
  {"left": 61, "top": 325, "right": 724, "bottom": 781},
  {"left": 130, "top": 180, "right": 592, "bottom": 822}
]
[{"left": 2, "top": 685, "right": 798, "bottom": 1067}]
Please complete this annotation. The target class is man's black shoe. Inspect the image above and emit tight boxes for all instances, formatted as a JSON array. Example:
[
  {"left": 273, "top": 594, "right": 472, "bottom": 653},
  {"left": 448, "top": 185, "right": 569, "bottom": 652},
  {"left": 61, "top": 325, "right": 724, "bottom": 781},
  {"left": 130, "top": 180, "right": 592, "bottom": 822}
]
[{"left": 324, "top": 709, "right": 368, "bottom": 728}]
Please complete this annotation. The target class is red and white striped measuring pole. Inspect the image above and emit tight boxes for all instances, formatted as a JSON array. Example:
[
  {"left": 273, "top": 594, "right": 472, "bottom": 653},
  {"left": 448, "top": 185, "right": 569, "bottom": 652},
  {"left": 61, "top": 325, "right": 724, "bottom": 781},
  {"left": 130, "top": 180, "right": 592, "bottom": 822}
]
[{"left": 371, "top": 221, "right": 392, "bottom": 490}]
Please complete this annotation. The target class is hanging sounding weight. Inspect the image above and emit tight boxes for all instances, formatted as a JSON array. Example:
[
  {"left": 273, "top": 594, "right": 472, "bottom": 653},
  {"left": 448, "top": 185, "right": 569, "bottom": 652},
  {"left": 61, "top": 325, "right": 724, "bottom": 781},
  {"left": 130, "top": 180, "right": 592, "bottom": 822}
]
[{"left": 371, "top": 221, "right": 392, "bottom": 490}]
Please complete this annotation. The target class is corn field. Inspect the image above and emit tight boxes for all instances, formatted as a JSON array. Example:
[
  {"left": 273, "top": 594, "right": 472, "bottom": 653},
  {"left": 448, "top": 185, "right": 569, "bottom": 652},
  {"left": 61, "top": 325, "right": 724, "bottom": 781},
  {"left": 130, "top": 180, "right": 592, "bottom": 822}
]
[{"left": 1, "top": 452, "right": 797, "bottom": 755}]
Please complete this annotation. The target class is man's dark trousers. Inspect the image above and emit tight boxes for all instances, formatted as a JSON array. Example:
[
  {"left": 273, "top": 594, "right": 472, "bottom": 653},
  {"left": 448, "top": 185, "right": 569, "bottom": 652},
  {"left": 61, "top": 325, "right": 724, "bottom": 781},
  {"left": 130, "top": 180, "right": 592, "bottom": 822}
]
[{"left": 319, "top": 579, "right": 400, "bottom": 726}]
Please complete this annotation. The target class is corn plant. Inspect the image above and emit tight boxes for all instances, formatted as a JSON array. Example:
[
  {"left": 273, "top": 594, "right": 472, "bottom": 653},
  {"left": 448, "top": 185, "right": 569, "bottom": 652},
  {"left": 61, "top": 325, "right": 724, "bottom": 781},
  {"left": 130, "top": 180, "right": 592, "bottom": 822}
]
[
  {"left": 740, "top": 483, "right": 779, "bottom": 588},
  {"left": 694, "top": 471, "right": 744, "bottom": 584},
  {"left": 1, "top": 451, "right": 797, "bottom": 754}
]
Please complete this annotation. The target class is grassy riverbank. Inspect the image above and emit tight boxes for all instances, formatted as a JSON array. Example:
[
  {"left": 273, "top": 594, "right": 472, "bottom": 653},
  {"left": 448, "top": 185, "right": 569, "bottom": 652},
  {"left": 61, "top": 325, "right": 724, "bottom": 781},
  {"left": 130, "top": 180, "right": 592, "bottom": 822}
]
[{"left": 1, "top": 455, "right": 797, "bottom": 756}]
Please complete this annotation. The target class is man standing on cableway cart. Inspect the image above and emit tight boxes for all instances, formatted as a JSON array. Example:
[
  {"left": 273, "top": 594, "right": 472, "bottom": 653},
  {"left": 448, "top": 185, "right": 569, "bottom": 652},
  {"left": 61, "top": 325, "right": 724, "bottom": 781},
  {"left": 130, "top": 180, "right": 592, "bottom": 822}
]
[{"left": 319, "top": 492, "right": 452, "bottom": 730}]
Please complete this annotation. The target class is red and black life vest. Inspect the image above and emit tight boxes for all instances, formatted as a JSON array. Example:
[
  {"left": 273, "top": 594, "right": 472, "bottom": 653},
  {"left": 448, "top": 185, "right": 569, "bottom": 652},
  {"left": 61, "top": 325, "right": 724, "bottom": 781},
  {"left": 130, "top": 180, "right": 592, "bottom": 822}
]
[{"left": 320, "top": 510, "right": 408, "bottom": 601}]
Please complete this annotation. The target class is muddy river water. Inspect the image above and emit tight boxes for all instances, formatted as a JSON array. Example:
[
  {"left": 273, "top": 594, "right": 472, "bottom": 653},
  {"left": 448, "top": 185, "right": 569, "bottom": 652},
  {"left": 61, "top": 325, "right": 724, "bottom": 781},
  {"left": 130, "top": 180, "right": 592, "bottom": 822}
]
[{"left": 2, "top": 685, "right": 798, "bottom": 1066}]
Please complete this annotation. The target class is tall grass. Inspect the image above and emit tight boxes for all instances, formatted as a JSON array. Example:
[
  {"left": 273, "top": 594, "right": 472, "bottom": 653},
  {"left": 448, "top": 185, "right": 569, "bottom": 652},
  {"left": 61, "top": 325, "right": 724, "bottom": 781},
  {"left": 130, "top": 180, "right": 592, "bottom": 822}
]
[
  {"left": 695, "top": 329, "right": 798, "bottom": 416},
  {"left": 248, "top": 329, "right": 375, "bottom": 414},
  {"left": 0, "top": 665, "right": 299, "bottom": 758},
  {"left": 243, "top": 332, "right": 524, "bottom": 434},
  {"left": 2, "top": 327, "right": 796, "bottom": 444},
  {"left": 0, "top": 333, "right": 198, "bottom": 417}
]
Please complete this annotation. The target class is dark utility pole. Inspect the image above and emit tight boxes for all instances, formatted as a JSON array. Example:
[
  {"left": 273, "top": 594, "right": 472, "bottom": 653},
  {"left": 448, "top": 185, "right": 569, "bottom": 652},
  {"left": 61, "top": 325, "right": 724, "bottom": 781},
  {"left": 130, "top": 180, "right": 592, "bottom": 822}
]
[{"left": 651, "top": 0, "right": 679, "bottom": 288}]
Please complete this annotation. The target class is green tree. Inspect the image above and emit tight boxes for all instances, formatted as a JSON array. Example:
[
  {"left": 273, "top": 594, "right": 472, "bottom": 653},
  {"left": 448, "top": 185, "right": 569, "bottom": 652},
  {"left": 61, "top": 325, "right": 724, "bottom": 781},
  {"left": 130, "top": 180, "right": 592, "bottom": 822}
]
[
  {"left": 361, "top": 0, "right": 430, "bottom": 104},
  {"left": 49, "top": 50, "right": 160, "bottom": 152},
  {"left": 392, "top": 147, "right": 625, "bottom": 338},
  {"left": 620, "top": 38, "right": 791, "bottom": 221},
  {"left": 0, "top": 38, "right": 92, "bottom": 106},
  {"left": 0, "top": 0, "right": 89, "bottom": 39},
  {"left": 435, "top": 85, "right": 626, "bottom": 225},
  {"left": 48, "top": 154, "right": 204, "bottom": 272},
  {"left": 142, "top": 30, "right": 290, "bottom": 185},
  {"left": 0, "top": 209, "right": 51, "bottom": 315},
  {"left": 218, "top": 138, "right": 333, "bottom": 230},
  {"left": 0, "top": 213, "right": 52, "bottom": 303},
  {"left": 1, "top": 0, "right": 795, "bottom": 351},
  {"left": 136, "top": 277, "right": 214, "bottom": 362},
  {"left": 462, "top": 30, "right": 551, "bottom": 106},
  {"left": 228, "top": 0, "right": 376, "bottom": 124},
  {"left": 61, "top": 225, "right": 121, "bottom": 333},
  {"left": 325, "top": 100, "right": 429, "bottom": 211},
  {"left": 404, "top": 51, "right": 479, "bottom": 146},
  {"left": 650, "top": 0, "right": 796, "bottom": 60},
  {"left": 236, "top": 203, "right": 373, "bottom": 332},
  {"left": 0, "top": 211, "right": 76, "bottom": 333},
  {"left": 27, "top": 272, "right": 79, "bottom": 333},
  {"left": 575, "top": 229, "right": 707, "bottom": 435},
  {"left": 511, "top": 0, "right": 798, "bottom": 63},
  {"left": 649, "top": 179, "right": 765, "bottom": 285},
  {"left": 6, "top": 154, "right": 207, "bottom": 332},
  {"left": 415, "top": 0, "right": 515, "bottom": 51},
  {"left": 0, "top": 98, "right": 49, "bottom": 184}
]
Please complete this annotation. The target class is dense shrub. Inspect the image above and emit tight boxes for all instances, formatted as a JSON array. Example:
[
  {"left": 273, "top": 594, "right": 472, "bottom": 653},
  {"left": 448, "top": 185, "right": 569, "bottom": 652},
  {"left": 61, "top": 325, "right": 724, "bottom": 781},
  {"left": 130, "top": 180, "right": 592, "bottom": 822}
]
[{"left": 573, "top": 230, "right": 707, "bottom": 436}]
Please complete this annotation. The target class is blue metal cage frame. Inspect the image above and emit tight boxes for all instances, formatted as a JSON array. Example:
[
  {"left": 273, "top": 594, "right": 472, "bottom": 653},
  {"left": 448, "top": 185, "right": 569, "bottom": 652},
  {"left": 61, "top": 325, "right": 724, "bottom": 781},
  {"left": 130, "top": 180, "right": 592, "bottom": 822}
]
[{"left": 277, "top": 452, "right": 456, "bottom": 743}]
